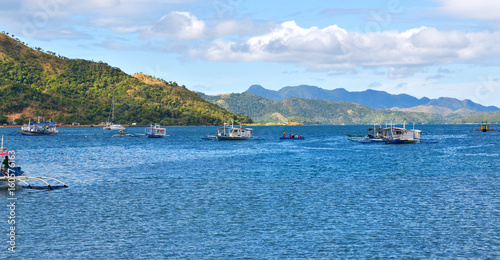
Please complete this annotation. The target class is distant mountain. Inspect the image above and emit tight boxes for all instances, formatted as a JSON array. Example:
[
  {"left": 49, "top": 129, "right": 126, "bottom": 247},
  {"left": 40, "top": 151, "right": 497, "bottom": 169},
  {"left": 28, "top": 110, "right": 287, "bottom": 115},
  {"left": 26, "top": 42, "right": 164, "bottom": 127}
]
[
  {"left": 0, "top": 32, "right": 251, "bottom": 125},
  {"left": 199, "top": 92, "right": 447, "bottom": 125},
  {"left": 390, "top": 105, "right": 456, "bottom": 115},
  {"left": 245, "top": 85, "right": 499, "bottom": 112}
]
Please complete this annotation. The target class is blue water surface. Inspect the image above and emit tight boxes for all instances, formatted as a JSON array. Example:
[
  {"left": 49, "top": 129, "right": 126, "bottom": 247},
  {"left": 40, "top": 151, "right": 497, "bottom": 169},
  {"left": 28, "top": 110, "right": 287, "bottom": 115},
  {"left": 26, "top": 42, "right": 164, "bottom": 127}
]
[{"left": 0, "top": 125, "right": 499, "bottom": 259}]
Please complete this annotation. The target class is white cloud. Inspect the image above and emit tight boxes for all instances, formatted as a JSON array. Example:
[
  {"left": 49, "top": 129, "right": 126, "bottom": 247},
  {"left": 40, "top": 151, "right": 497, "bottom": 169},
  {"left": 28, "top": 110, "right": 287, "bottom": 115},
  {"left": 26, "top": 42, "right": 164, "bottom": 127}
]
[
  {"left": 148, "top": 11, "right": 206, "bottom": 40},
  {"left": 435, "top": 0, "right": 500, "bottom": 21},
  {"left": 388, "top": 67, "right": 421, "bottom": 79},
  {"left": 0, "top": 0, "right": 196, "bottom": 38},
  {"left": 191, "top": 21, "right": 500, "bottom": 77}
]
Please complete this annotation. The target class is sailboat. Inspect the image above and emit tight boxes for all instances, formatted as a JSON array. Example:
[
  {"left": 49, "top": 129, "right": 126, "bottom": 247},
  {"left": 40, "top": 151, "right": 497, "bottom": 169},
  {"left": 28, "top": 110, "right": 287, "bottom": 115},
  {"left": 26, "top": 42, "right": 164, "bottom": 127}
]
[{"left": 103, "top": 92, "right": 125, "bottom": 130}]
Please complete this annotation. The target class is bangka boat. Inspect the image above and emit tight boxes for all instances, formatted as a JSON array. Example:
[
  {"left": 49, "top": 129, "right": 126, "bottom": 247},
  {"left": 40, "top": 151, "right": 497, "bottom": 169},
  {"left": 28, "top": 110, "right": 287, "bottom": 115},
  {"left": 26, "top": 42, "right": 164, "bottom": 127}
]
[
  {"left": 145, "top": 124, "right": 167, "bottom": 138},
  {"left": 347, "top": 122, "right": 439, "bottom": 144},
  {"left": 112, "top": 129, "right": 137, "bottom": 137},
  {"left": 0, "top": 137, "right": 67, "bottom": 189},
  {"left": 18, "top": 118, "right": 58, "bottom": 136},
  {"left": 470, "top": 123, "right": 497, "bottom": 132},
  {"left": 205, "top": 122, "right": 263, "bottom": 141},
  {"left": 103, "top": 92, "right": 125, "bottom": 130},
  {"left": 381, "top": 125, "right": 420, "bottom": 144},
  {"left": 280, "top": 133, "right": 305, "bottom": 140}
]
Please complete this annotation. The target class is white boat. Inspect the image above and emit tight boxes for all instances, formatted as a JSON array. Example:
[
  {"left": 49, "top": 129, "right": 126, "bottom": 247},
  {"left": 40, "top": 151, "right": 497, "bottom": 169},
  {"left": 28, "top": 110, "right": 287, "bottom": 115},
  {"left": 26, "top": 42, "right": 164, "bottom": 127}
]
[
  {"left": 212, "top": 121, "right": 263, "bottom": 141},
  {"left": 348, "top": 122, "right": 438, "bottom": 144},
  {"left": 18, "top": 118, "right": 58, "bottom": 136},
  {"left": 104, "top": 124, "right": 125, "bottom": 131},
  {"left": 145, "top": 124, "right": 167, "bottom": 138},
  {"left": 103, "top": 92, "right": 125, "bottom": 130}
]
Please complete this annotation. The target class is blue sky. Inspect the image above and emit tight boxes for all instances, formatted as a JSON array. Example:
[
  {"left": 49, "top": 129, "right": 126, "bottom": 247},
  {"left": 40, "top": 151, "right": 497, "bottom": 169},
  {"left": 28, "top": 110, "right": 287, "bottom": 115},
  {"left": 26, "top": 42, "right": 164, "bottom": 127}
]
[{"left": 1, "top": 0, "right": 500, "bottom": 107}]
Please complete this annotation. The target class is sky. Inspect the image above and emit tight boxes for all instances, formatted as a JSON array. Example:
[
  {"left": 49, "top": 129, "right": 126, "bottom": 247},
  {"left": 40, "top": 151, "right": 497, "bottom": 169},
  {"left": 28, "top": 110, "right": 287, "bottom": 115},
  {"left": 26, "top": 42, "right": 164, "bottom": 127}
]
[{"left": 1, "top": 0, "right": 500, "bottom": 107}]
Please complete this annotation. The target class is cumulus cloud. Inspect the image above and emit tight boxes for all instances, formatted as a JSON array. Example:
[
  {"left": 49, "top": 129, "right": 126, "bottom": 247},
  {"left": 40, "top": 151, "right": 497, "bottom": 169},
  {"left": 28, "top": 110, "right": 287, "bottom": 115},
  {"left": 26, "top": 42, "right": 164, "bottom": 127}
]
[
  {"left": 148, "top": 11, "right": 206, "bottom": 39},
  {"left": 189, "top": 21, "right": 500, "bottom": 77},
  {"left": 435, "top": 0, "right": 500, "bottom": 21}
]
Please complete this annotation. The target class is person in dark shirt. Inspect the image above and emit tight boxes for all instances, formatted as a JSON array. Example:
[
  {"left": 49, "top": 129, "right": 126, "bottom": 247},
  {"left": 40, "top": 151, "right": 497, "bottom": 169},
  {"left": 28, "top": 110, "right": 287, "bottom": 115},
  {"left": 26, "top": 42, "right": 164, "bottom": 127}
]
[{"left": 2, "top": 156, "right": 9, "bottom": 176}]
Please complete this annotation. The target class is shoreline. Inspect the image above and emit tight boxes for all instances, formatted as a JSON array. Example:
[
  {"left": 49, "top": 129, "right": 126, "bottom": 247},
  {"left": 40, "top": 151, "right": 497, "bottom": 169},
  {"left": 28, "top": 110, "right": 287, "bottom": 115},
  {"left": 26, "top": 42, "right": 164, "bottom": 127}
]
[{"left": 1, "top": 122, "right": 496, "bottom": 128}]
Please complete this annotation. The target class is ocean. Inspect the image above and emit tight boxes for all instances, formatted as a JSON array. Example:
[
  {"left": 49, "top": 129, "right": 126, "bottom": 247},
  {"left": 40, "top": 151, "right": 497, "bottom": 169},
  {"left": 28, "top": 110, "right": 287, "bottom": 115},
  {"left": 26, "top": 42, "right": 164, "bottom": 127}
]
[{"left": 1, "top": 124, "right": 499, "bottom": 259}]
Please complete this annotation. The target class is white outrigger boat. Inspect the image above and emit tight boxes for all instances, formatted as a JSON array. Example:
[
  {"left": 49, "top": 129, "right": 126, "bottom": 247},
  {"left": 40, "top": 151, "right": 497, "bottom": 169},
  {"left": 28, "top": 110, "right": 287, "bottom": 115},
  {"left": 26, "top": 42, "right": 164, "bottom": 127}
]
[
  {"left": 0, "top": 136, "right": 68, "bottom": 189},
  {"left": 347, "top": 122, "right": 438, "bottom": 144},
  {"left": 145, "top": 124, "right": 167, "bottom": 138},
  {"left": 203, "top": 121, "right": 263, "bottom": 141}
]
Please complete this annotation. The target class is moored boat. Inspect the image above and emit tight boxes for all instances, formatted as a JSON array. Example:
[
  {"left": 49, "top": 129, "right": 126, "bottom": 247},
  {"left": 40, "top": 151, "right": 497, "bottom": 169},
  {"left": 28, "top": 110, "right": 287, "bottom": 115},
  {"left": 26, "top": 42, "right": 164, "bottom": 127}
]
[
  {"left": 18, "top": 118, "right": 58, "bottom": 136},
  {"left": 145, "top": 124, "right": 167, "bottom": 138},
  {"left": 470, "top": 123, "right": 497, "bottom": 132},
  {"left": 347, "top": 122, "right": 438, "bottom": 144},
  {"left": 211, "top": 122, "right": 263, "bottom": 141},
  {"left": 103, "top": 92, "right": 125, "bottom": 130}
]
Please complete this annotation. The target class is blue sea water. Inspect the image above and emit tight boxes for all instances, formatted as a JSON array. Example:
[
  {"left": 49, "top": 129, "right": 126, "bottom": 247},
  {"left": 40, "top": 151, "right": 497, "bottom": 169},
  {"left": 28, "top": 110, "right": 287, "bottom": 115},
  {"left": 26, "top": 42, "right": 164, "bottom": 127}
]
[{"left": 0, "top": 124, "right": 499, "bottom": 259}]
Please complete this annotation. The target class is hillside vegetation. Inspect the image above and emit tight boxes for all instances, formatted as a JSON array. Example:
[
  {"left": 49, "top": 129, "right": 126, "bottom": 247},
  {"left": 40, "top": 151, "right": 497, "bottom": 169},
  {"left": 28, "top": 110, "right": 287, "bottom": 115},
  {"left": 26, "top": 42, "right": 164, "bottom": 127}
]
[
  {"left": 0, "top": 32, "right": 251, "bottom": 125},
  {"left": 200, "top": 92, "right": 447, "bottom": 124}
]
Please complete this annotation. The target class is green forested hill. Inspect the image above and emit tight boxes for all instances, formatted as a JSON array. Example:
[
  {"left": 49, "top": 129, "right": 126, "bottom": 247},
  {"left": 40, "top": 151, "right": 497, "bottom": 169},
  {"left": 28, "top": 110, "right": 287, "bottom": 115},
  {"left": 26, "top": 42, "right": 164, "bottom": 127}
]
[
  {"left": 453, "top": 111, "right": 500, "bottom": 124},
  {"left": 200, "top": 92, "right": 447, "bottom": 124},
  {"left": 0, "top": 32, "right": 251, "bottom": 125}
]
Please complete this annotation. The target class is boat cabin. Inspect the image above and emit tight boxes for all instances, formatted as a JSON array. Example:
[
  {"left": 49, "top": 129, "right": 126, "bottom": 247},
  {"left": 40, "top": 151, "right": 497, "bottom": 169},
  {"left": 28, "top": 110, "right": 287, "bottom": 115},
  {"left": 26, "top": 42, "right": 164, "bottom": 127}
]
[{"left": 217, "top": 127, "right": 254, "bottom": 139}]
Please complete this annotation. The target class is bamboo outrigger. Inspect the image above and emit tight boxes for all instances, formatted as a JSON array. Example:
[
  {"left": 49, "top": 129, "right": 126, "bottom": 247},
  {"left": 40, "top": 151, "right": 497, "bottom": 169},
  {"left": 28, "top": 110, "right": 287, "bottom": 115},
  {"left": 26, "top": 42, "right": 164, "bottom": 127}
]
[{"left": 1, "top": 136, "right": 68, "bottom": 190}]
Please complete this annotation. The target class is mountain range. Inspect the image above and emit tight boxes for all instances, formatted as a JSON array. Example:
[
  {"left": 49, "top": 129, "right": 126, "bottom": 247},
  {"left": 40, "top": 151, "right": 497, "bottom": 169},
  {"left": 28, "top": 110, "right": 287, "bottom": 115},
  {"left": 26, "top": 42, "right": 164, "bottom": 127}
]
[
  {"left": 199, "top": 91, "right": 500, "bottom": 125},
  {"left": 245, "top": 85, "right": 499, "bottom": 112},
  {"left": 199, "top": 92, "right": 450, "bottom": 125}
]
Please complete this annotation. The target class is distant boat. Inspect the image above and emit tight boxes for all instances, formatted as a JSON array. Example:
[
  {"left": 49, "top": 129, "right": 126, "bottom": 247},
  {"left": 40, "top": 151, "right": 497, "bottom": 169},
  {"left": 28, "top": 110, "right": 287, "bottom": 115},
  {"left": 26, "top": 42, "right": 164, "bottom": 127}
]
[
  {"left": 103, "top": 92, "right": 125, "bottom": 130},
  {"left": 204, "top": 121, "right": 263, "bottom": 140},
  {"left": 112, "top": 129, "right": 137, "bottom": 137},
  {"left": 470, "top": 123, "right": 497, "bottom": 132},
  {"left": 18, "top": 118, "right": 58, "bottom": 136},
  {"left": 145, "top": 124, "right": 167, "bottom": 138},
  {"left": 280, "top": 133, "right": 305, "bottom": 140}
]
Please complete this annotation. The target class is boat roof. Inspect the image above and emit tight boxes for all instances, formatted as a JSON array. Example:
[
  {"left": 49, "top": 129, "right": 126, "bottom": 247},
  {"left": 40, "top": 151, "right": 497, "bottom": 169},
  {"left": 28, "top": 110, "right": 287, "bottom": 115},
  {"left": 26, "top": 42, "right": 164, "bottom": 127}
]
[
  {"left": 27, "top": 121, "right": 57, "bottom": 125},
  {"left": 217, "top": 127, "right": 253, "bottom": 130}
]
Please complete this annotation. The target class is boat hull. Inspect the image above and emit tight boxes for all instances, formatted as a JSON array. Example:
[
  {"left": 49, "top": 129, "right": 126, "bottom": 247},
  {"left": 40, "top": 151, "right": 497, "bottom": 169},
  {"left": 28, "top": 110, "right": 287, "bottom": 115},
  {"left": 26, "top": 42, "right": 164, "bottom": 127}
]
[
  {"left": 103, "top": 125, "right": 125, "bottom": 130},
  {"left": 382, "top": 137, "right": 418, "bottom": 144},
  {"left": 349, "top": 137, "right": 384, "bottom": 143},
  {"left": 216, "top": 135, "right": 263, "bottom": 141},
  {"left": 216, "top": 135, "right": 247, "bottom": 140},
  {"left": 18, "top": 130, "right": 54, "bottom": 136},
  {"left": 146, "top": 134, "right": 164, "bottom": 138},
  {"left": 280, "top": 137, "right": 305, "bottom": 140}
]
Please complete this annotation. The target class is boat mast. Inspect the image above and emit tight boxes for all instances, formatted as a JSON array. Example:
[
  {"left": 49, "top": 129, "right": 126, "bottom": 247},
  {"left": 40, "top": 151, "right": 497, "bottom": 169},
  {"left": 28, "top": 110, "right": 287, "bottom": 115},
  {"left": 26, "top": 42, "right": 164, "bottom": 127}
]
[{"left": 111, "top": 92, "right": 115, "bottom": 123}]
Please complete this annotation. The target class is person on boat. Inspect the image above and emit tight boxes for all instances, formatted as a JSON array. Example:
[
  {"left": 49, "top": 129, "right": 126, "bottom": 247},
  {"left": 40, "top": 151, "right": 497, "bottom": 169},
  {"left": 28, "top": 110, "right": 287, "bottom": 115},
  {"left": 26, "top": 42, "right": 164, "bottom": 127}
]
[
  {"left": 2, "top": 156, "right": 10, "bottom": 176},
  {"left": 283, "top": 131, "right": 286, "bottom": 137}
]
